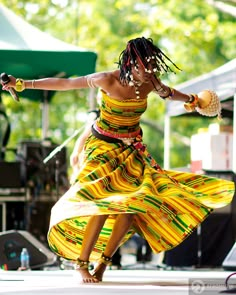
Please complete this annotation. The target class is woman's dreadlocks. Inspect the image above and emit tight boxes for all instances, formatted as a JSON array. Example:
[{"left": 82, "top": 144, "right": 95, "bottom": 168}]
[{"left": 117, "top": 37, "right": 181, "bottom": 85}]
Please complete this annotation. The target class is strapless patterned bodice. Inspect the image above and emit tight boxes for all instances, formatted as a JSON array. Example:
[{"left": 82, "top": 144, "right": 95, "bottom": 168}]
[{"left": 95, "top": 90, "right": 147, "bottom": 137}]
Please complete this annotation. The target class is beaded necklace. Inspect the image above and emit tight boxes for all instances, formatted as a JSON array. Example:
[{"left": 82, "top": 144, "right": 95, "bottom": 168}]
[{"left": 128, "top": 75, "right": 142, "bottom": 99}]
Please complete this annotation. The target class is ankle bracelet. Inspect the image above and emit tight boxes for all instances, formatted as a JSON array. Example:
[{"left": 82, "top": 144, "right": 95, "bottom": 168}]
[
  {"left": 99, "top": 253, "right": 112, "bottom": 266},
  {"left": 75, "top": 257, "right": 90, "bottom": 270}
]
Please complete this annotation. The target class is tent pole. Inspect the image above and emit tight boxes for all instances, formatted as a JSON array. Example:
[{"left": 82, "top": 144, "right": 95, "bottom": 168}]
[
  {"left": 42, "top": 92, "right": 49, "bottom": 140},
  {"left": 164, "top": 112, "right": 170, "bottom": 170},
  {"left": 233, "top": 93, "right": 236, "bottom": 174}
]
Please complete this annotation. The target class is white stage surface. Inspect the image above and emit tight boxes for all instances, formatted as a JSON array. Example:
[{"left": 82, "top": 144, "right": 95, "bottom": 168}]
[{"left": 1, "top": 268, "right": 236, "bottom": 295}]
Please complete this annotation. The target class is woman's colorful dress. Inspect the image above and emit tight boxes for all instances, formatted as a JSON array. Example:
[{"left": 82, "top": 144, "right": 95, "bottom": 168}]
[{"left": 48, "top": 91, "right": 235, "bottom": 261}]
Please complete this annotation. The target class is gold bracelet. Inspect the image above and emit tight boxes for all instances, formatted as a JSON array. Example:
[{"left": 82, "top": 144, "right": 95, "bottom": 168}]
[
  {"left": 32, "top": 80, "right": 35, "bottom": 89},
  {"left": 184, "top": 94, "right": 199, "bottom": 112},
  {"left": 15, "top": 78, "right": 25, "bottom": 92}
]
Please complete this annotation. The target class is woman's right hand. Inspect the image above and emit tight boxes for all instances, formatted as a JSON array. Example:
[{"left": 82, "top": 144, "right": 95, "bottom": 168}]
[
  {"left": 1, "top": 73, "right": 17, "bottom": 90},
  {"left": 70, "top": 153, "right": 79, "bottom": 168}
]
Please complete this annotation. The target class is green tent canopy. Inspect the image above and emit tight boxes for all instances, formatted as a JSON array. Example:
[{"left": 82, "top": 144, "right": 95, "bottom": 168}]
[
  {"left": 0, "top": 4, "right": 97, "bottom": 102},
  {"left": 0, "top": 50, "right": 97, "bottom": 101}
]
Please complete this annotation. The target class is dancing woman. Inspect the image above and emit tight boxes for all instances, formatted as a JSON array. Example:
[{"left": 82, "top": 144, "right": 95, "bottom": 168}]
[{"left": 1, "top": 37, "right": 234, "bottom": 283}]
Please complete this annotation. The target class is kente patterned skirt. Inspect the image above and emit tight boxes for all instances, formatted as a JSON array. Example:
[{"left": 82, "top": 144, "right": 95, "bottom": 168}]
[{"left": 47, "top": 134, "right": 235, "bottom": 262}]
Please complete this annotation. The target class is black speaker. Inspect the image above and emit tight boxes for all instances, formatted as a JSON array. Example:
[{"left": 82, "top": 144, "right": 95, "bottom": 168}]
[
  {"left": 164, "top": 213, "right": 235, "bottom": 267},
  {"left": 16, "top": 141, "right": 68, "bottom": 193},
  {"left": 0, "top": 230, "right": 56, "bottom": 270},
  {"left": 0, "top": 161, "right": 23, "bottom": 188},
  {"left": 28, "top": 201, "right": 55, "bottom": 243}
]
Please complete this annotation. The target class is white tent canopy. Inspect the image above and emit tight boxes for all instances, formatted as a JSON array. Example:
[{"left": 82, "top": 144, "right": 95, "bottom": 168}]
[
  {"left": 0, "top": 4, "right": 86, "bottom": 51},
  {"left": 164, "top": 59, "right": 236, "bottom": 172},
  {"left": 166, "top": 59, "right": 235, "bottom": 117}
]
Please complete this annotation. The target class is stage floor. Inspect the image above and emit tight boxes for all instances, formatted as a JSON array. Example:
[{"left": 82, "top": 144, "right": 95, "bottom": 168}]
[{"left": 1, "top": 268, "right": 236, "bottom": 295}]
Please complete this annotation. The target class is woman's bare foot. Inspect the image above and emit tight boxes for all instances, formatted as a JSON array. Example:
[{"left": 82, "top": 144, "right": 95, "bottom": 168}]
[
  {"left": 76, "top": 268, "right": 99, "bottom": 283},
  {"left": 75, "top": 258, "right": 99, "bottom": 283},
  {"left": 92, "top": 263, "right": 107, "bottom": 282}
]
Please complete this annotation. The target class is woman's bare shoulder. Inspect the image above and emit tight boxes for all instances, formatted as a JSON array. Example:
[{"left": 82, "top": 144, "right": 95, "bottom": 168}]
[
  {"left": 89, "top": 70, "right": 118, "bottom": 88},
  {"left": 88, "top": 70, "right": 116, "bottom": 78}
]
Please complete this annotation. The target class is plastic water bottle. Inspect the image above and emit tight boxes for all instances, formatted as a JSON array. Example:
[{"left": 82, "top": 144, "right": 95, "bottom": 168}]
[{"left": 20, "top": 248, "right": 30, "bottom": 270}]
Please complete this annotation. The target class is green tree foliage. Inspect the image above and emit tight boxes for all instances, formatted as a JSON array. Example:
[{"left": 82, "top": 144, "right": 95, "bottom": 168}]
[{"left": 1, "top": 0, "right": 235, "bottom": 167}]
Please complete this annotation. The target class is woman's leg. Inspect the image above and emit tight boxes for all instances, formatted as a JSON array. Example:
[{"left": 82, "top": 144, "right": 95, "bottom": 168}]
[
  {"left": 93, "top": 213, "right": 134, "bottom": 281},
  {"left": 76, "top": 214, "right": 108, "bottom": 283}
]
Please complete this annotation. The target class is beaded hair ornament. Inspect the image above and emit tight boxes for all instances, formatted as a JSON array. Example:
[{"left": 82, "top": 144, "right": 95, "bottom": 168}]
[{"left": 117, "top": 37, "right": 180, "bottom": 87}]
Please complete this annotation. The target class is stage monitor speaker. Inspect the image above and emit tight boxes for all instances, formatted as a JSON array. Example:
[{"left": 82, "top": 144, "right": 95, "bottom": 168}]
[
  {"left": 222, "top": 242, "right": 236, "bottom": 270},
  {"left": 0, "top": 230, "right": 56, "bottom": 270}
]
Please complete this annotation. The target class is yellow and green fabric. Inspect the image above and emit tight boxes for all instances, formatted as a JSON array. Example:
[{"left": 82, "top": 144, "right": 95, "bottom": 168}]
[{"left": 48, "top": 91, "right": 234, "bottom": 262}]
